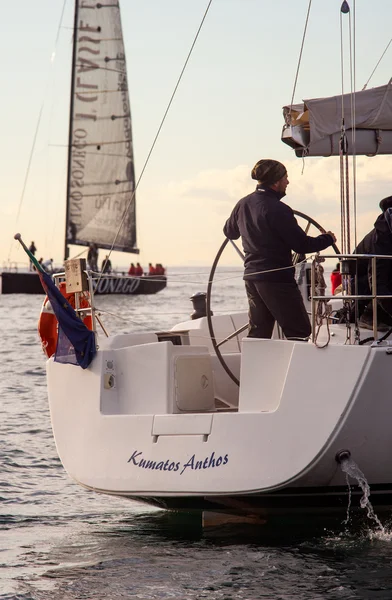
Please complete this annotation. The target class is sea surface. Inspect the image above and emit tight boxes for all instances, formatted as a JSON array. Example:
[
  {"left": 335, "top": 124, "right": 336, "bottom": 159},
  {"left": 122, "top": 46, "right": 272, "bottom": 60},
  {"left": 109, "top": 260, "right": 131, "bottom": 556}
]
[{"left": 2, "top": 266, "right": 392, "bottom": 600}]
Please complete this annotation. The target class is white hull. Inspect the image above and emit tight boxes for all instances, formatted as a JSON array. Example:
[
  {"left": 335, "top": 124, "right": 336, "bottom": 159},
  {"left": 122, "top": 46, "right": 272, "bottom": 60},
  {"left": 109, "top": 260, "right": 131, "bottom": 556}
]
[{"left": 46, "top": 311, "right": 392, "bottom": 515}]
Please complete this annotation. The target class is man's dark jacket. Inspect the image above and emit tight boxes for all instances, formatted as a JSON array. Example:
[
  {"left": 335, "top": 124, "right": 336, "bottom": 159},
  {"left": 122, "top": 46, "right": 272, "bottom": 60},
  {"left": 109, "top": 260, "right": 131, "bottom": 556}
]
[
  {"left": 223, "top": 186, "right": 334, "bottom": 283},
  {"left": 355, "top": 210, "right": 392, "bottom": 295}
]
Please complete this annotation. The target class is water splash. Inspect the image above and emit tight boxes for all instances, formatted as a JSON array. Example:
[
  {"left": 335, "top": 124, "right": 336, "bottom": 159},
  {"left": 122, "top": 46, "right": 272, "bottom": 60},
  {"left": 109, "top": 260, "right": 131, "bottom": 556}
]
[
  {"left": 340, "top": 456, "right": 385, "bottom": 533},
  {"left": 343, "top": 472, "right": 352, "bottom": 526}
]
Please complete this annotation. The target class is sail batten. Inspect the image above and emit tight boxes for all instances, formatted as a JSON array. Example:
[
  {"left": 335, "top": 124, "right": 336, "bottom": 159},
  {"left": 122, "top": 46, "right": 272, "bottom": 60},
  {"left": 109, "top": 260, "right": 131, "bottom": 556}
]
[{"left": 65, "top": 0, "right": 138, "bottom": 256}]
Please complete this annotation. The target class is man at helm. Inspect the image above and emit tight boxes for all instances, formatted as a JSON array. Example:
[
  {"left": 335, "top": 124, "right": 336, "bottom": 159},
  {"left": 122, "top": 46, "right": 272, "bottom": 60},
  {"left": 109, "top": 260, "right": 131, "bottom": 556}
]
[{"left": 223, "top": 159, "right": 336, "bottom": 339}]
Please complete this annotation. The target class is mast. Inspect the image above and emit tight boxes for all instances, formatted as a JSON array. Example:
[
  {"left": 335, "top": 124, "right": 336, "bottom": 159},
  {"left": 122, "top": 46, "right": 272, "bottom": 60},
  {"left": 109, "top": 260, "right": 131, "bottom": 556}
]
[{"left": 64, "top": 0, "right": 80, "bottom": 263}]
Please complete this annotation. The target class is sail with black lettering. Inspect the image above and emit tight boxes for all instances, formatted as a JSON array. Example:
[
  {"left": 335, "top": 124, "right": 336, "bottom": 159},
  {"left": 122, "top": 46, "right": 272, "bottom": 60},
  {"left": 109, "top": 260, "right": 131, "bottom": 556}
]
[{"left": 65, "top": 0, "right": 138, "bottom": 258}]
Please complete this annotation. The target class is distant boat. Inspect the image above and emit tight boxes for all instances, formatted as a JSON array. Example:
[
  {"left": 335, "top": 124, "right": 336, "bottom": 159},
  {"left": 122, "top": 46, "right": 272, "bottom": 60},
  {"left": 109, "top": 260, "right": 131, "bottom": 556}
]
[
  {"left": 1, "top": 0, "right": 166, "bottom": 296},
  {"left": 0, "top": 269, "right": 166, "bottom": 295}
]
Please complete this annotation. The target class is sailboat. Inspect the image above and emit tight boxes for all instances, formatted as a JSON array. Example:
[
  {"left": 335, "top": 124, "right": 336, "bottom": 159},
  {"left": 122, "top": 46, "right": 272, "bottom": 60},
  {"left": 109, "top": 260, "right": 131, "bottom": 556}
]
[
  {"left": 1, "top": 0, "right": 166, "bottom": 296},
  {"left": 43, "top": 1, "right": 392, "bottom": 519}
]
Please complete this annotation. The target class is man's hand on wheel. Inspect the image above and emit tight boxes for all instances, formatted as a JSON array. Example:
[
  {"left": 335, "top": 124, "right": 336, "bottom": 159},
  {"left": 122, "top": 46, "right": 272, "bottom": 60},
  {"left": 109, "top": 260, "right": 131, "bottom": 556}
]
[{"left": 326, "top": 231, "right": 337, "bottom": 243}]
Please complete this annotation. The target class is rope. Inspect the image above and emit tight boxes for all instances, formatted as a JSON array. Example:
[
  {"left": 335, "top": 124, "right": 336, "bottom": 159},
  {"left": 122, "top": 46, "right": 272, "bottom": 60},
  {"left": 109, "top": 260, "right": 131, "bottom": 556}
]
[
  {"left": 86, "top": 256, "right": 312, "bottom": 287},
  {"left": 340, "top": 11, "right": 345, "bottom": 119},
  {"left": 289, "top": 0, "right": 313, "bottom": 113},
  {"left": 339, "top": 6, "right": 348, "bottom": 253},
  {"left": 359, "top": 326, "right": 392, "bottom": 346},
  {"left": 362, "top": 37, "right": 392, "bottom": 90},
  {"left": 345, "top": 152, "right": 351, "bottom": 256},
  {"left": 339, "top": 1, "right": 360, "bottom": 339},
  {"left": 350, "top": 0, "right": 358, "bottom": 252},
  {"left": 93, "top": 0, "right": 214, "bottom": 295},
  {"left": 339, "top": 148, "right": 347, "bottom": 254},
  {"left": 13, "top": 106, "right": 44, "bottom": 229},
  {"left": 313, "top": 258, "right": 332, "bottom": 348},
  {"left": 8, "top": 0, "right": 68, "bottom": 263}
]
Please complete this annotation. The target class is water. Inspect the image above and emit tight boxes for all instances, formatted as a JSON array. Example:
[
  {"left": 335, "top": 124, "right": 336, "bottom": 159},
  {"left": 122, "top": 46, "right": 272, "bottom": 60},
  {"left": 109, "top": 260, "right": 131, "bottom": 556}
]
[
  {"left": 340, "top": 457, "right": 386, "bottom": 534},
  {"left": 2, "top": 267, "right": 392, "bottom": 599}
]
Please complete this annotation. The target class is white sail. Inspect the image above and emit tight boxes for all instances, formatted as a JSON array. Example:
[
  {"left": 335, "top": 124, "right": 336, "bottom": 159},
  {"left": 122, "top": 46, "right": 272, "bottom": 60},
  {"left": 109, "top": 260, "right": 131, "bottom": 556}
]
[{"left": 65, "top": 0, "right": 138, "bottom": 254}]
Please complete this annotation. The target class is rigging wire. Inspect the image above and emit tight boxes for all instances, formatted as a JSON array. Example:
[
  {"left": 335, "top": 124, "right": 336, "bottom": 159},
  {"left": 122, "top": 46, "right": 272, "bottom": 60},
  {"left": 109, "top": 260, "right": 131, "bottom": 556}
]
[
  {"left": 97, "top": 0, "right": 214, "bottom": 289},
  {"left": 339, "top": 1, "right": 358, "bottom": 258},
  {"left": 8, "top": 0, "right": 68, "bottom": 264},
  {"left": 339, "top": 7, "right": 346, "bottom": 256},
  {"left": 289, "top": 0, "right": 313, "bottom": 113},
  {"left": 339, "top": 10, "right": 345, "bottom": 120},
  {"left": 363, "top": 36, "right": 392, "bottom": 91},
  {"left": 89, "top": 256, "right": 311, "bottom": 286},
  {"left": 350, "top": 0, "right": 358, "bottom": 253},
  {"left": 339, "top": 0, "right": 360, "bottom": 339}
]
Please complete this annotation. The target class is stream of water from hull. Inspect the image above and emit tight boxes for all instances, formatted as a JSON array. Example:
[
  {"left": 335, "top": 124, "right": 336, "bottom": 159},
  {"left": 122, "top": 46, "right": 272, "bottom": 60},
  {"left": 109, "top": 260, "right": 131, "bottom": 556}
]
[{"left": 340, "top": 456, "right": 392, "bottom": 540}]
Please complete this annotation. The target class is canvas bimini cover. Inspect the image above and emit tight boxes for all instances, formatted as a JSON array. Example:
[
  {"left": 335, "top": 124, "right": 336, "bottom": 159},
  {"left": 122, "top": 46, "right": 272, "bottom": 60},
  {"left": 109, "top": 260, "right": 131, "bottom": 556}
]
[{"left": 282, "top": 80, "right": 392, "bottom": 157}]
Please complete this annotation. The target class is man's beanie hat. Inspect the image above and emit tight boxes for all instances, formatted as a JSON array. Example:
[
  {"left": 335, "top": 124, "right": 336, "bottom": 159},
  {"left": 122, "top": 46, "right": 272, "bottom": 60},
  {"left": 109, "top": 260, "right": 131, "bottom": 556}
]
[
  {"left": 379, "top": 196, "right": 392, "bottom": 212},
  {"left": 251, "top": 159, "right": 287, "bottom": 185}
]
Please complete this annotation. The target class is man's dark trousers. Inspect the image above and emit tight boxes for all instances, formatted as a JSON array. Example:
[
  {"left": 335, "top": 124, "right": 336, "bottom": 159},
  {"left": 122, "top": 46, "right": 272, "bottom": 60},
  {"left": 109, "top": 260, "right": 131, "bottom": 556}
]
[{"left": 245, "top": 280, "right": 311, "bottom": 339}]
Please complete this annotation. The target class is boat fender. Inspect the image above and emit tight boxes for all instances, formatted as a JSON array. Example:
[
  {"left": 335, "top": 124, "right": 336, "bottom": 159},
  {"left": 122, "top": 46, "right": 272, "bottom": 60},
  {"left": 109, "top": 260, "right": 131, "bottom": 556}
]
[{"left": 38, "top": 282, "right": 92, "bottom": 358}]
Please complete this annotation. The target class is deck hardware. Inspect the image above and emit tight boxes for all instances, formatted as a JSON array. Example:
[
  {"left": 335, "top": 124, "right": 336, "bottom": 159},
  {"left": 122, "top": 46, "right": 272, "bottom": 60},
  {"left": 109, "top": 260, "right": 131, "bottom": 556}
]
[{"left": 335, "top": 449, "right": 351, "bottom": 463}]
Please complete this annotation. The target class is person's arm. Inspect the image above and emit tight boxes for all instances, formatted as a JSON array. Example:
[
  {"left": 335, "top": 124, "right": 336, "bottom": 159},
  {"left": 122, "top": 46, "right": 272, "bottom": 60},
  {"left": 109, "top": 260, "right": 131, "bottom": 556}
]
[
  {"left": 223, "top": 205, "right": 240, "bottom": 240},
  {"left": 271, "top": 204, "right": 335, "bottom": 253}
]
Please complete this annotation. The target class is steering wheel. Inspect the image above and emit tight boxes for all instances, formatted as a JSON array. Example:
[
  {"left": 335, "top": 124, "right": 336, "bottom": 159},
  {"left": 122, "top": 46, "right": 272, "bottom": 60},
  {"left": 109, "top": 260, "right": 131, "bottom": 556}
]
[{"left": 206, "top": 210, "right": 340, "bottom": 386}]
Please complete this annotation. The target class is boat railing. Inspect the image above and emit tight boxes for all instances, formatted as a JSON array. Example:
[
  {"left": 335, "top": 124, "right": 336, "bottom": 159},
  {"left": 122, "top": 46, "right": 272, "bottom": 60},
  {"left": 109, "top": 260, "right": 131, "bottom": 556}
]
[
  {"left": 310, "top": 253, "right": 392, "bottom": 343},
  {"left": 52, "top": 269, "right": 105, "bottom": 337}
]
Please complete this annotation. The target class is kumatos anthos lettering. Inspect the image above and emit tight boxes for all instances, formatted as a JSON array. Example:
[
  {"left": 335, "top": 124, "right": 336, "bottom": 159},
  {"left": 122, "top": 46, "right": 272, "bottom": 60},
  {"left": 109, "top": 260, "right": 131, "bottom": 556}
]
[{"left": 127, "top": 450, "right": 229, "bottom": 475}]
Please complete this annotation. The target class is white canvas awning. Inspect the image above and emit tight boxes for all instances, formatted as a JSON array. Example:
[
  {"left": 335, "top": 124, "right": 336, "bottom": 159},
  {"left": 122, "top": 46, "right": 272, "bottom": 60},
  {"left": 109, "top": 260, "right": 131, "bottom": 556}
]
[{"left": 282, "top": 80, "right": 392, "bottom": 156}]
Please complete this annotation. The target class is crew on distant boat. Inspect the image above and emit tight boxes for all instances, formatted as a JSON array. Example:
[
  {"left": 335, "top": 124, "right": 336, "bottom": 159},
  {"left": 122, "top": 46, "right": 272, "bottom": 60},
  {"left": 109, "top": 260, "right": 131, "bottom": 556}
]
[
  {"left": 331, "top": 263, "right": 342, "bottom": 295},
  {"left": 223, "top": 159, "right": 336, "bottom": 340},
  {"left": 128, "top": 262, "right": 165, "bottom": 277},
  {"left": 87, "top": 243, "right": 99, "bottom": 272},
  {"left": 154, "top": 263, "right": 166, "bottom": 275},
  {"left": 101, "top": 256, "right": 112, "bottom": 274},
  {"left": 135, "top": 262, "right": 143, "bottom": 276},
  {"left": 28, "top": 241, "right": 37, "bottom": 271},
  {"left": 42, "top": 258, "right": 54, "bottom": 273}
]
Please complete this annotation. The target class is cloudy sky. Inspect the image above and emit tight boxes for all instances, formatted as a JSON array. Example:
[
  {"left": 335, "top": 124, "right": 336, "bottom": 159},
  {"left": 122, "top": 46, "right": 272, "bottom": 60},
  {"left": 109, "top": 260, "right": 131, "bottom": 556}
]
[{"left": 1, "top": 0, "right": 391, "bottom": 269}]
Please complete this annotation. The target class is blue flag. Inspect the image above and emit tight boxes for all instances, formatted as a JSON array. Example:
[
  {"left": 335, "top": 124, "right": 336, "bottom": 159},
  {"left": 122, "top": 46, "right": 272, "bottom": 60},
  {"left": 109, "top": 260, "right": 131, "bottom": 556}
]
[
  {"left": 38, "top": 269, "right": 96, "bottom": 369},
  {"left": 13, "top": 233, "right": 96, "bottom": 369}
]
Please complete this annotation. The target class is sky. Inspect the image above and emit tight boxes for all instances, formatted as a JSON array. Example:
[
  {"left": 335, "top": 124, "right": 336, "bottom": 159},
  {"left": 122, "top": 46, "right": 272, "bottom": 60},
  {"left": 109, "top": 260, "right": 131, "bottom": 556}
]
[{"left": 1, "top": 0, "right": 392, "bottom": 269}]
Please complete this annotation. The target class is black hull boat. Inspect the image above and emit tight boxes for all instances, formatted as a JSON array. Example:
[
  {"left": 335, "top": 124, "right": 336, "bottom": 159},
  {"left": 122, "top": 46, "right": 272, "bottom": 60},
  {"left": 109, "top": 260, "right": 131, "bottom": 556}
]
[
  {"left": 1, "top": 272, "right": 43, "bottom": 294},
  {"left": 93, "top": 274, "right": 167, "bottom": 296},
  {"left": 0, "top": 271, "right": 166, "bottom": 295}
]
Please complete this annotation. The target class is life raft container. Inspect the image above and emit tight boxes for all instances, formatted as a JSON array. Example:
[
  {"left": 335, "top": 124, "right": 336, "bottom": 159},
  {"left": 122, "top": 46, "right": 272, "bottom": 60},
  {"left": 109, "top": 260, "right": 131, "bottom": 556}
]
[{"left": 38, "top": 282, "right": 93, "bottom": 358}]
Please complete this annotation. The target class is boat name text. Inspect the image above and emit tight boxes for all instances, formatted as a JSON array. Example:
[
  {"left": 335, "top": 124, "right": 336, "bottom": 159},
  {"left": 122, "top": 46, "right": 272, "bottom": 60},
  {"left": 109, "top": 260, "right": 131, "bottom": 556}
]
[{"left": 127, "top": 450, "right": 229, "bottom": 475}]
